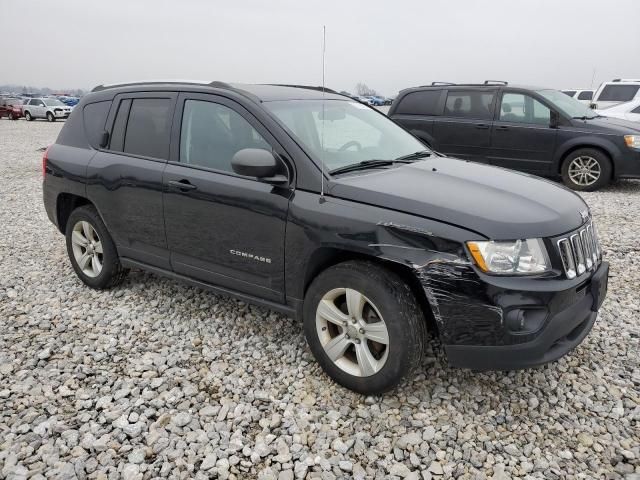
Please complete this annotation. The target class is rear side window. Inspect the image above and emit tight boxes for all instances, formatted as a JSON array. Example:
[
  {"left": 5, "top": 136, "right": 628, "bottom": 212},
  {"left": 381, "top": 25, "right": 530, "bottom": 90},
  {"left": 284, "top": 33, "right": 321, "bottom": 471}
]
[
  {"left": 123, "top": 98, "right": 172, "bottom": 159},
  {"left": 83, "top": 101, "right": 112, "bottom": 149},
  {"left": 444, "top": 90, "right": 495, "bottom": 119},
  {"left": 598, "top": 84, "right": 640, "bottom": 102},
  {"left": 562, "top": 90, "right": 576, "bottom": 97},
  {"left": 395, "top": 90, "right": 442, "bottom": 115},
  {"left": 632, "top": 105, "right": 640, "bottom": 114},
  {"left": 109, "top": 99, "right": 131, "bottom": 152},
  {"left": 577, "top": 91, "right": 593, "bottom": 100}
]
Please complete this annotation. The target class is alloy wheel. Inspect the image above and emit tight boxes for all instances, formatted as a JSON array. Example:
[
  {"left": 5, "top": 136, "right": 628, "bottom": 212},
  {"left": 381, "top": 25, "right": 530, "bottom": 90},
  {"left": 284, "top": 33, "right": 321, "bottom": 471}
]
[
  {"left": 71, "top": 221, "right": 103, "bottom": 278},
  {"left": 568, "top": 156, "right": 601, "bottom": 186},
  {"left": 315, "top": 288, "right": 389, "bottom": 377}
]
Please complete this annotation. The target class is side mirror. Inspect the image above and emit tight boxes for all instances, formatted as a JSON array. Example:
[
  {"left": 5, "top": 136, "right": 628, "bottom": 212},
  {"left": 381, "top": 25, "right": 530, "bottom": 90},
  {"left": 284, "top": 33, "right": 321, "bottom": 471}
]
[
  {"left": 231, "top": 149, "right": 288, "bottom": 185},
  {"left": 550, "top": 110, "right": 560, "bottom": 129},
  {"left": 589, "top": 103, "right": 597, "bottom": 110}
]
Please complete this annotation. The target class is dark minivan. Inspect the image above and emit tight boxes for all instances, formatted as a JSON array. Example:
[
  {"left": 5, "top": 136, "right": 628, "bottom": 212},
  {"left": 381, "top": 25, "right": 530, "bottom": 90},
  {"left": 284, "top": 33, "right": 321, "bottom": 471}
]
[
  {"left": 389, "top": 81, "right": 640, "bottom": 191},
  {"left": 43, "top": 81, "right": 608, "bottom": 394}
]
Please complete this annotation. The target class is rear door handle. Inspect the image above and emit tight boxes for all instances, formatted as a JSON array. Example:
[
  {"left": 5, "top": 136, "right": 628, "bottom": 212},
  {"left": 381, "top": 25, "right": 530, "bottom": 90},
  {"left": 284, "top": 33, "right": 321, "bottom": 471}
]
[
  {"left": 475, "top": 123, "right": 489, "bottom": 129},
  {"left": 496, "top": 125, "right": 509, "bottom": 131},
  {"left": 167, "top": 179, "right": 197, "bottom": 192}
]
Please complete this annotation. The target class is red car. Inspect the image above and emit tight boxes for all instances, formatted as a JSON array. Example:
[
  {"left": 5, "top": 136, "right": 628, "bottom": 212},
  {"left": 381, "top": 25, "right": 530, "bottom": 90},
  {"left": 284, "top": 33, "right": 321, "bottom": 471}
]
[{"left": 0, "top": 97, "right": 25, "bottom": 120}]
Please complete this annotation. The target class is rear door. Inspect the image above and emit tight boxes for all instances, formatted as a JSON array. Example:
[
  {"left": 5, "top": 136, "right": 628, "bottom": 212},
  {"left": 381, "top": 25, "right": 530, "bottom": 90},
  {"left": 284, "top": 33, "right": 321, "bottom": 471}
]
[
  {"left": 431, "top": 89, "right": 496, "bottom": 161},
  {"left": 162, "top": 93, "right": 292, "bottom": 302},
  {"left": 86, "top": 93, "right": 176, "bottom": 269},
  {"left": 488, "top": 90, "right": 557, "bottom": 173}
]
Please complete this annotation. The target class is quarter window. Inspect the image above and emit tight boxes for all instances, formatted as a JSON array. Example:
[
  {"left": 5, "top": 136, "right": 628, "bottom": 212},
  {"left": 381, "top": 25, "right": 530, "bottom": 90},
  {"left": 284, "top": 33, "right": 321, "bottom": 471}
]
[
  {"left": 444, "top": 91, "right": 494, "bottom": 119},
  {"left": 395, "top": 90, "right": 443, "bottom": 115},
  {"left": 499, "top": 93, "right": 550, "bottom": 125},
  {"left": 577, "top": 90, "right": 593, "bottom": 100},
  {"left": 123, "top": 98, "right": 172, "bottom": 159},
  {"left": 83, "top": 101, "right": 112, "bottom": 149},
  {"left": 180, "top": 100, "right": 271, "bottom": 173},
  {"left": 632, "top": 105, "right": 640, "bottom": 114}
]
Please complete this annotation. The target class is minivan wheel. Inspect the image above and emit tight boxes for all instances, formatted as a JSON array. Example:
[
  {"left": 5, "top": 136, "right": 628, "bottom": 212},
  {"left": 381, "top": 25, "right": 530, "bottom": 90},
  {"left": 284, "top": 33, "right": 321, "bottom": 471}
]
[
  {"left": 561, "top": 148, "right": 611, "bottom": 191},
  {"left": 24, "top": 111, "right": 33, "bottom": 121},
  {"left": 46, "top": 112, "right": 55, "bottom": 122},
  {"left": 65, "top": 205, "right": 128, "bottom": 289},
  {"left": 303, "top": 261, "right": 426, "bottom": 394}
]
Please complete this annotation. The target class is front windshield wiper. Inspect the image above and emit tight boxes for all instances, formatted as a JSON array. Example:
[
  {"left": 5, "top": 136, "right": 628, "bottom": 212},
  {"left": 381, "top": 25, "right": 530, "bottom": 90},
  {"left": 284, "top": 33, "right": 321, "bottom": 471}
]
[
  {"left": 394, "top": 150, "right": 433, "bottom": 161},
  {"left": 572, "top": 115, "right": 601, "bottom": 120},
  {"left": 329, "top": 159, "right": 414, "bottom": 176}
]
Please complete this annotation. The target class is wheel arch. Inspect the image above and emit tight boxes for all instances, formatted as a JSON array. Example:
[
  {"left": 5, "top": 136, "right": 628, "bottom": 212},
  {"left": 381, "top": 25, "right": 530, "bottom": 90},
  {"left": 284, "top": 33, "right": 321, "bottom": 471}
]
[
  {"left": 555, "top": 142, "right": 616, "bottom": 177},
  {"left": 56, "top": 193, "right": 92, "bottom": 234}
]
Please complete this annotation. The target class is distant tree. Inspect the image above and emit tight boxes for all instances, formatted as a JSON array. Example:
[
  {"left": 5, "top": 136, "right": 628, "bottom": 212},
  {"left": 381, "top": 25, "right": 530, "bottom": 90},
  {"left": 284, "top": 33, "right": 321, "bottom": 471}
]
[{"left": 355, "top": 82, "right": 378, "bottom": 96}]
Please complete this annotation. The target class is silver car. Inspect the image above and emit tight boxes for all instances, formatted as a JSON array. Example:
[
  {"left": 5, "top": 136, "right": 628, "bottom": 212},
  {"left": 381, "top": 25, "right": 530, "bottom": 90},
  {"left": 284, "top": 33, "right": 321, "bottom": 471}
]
[{"left": 23, "top": 97, "right": 72, "bottom": 122}]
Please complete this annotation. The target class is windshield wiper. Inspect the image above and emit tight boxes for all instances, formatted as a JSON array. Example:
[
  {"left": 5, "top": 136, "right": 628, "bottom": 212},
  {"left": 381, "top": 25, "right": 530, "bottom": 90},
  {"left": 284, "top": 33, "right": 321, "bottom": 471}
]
[
  {"left": 394, "top": 150, "right": 433, "bottom": 161},
  {"left": 329, "top": 159, "right": 413, "bottom": 176},
  {"left": 572, "top": 115, "right": 600, "bottom": 120}
]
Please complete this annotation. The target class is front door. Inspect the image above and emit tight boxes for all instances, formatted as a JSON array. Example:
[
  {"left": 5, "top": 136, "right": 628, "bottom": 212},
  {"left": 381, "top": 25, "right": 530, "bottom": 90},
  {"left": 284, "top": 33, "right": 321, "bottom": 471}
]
[
  {"left": 488, "top": 91, "right": 557, "bottom": 173},
  {"left": 163, "top": 93, "right": 292, "bottom": 302},
  {"left": 431, "top": 89, "right": 496, "bottom": 162}
]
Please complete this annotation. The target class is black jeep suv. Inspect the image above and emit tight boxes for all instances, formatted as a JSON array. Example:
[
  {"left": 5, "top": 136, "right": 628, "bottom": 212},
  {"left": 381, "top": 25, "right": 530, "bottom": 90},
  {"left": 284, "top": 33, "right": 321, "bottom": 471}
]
[
  {"left": 43, "top": 81, "right": 608, "bottom": 394},
  {"left": 389, "top": 81, "right": 640, "bottom": 191}
]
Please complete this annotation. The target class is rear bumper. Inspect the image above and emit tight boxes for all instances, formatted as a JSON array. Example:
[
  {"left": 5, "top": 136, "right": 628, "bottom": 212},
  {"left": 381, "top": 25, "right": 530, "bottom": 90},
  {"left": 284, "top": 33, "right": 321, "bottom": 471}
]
[{"left": 442, "top": 261, "right": 608, "bottom": 371}]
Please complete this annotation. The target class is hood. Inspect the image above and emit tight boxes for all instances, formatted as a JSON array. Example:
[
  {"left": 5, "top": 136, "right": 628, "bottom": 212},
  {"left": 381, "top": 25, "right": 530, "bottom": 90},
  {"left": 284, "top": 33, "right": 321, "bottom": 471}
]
[
  {"left": 329, "top": 157, "right": 588, "bottom": 239},
  {"left": 572, "top": 115, "right": 640, "bottom": 134}
]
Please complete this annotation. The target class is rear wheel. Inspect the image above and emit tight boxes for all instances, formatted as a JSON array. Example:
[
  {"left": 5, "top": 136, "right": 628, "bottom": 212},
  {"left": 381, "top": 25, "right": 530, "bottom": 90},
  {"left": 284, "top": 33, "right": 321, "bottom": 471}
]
[
  {"left": 561, "top": 148, "right": 611, "bottom": 191},
  {"left": 65, "top": 205, "right": 128, "bottom": 289},
  {"left": 46, "top": 112, "right": 55, "bottom": 122},
  {"left": 24, "top": 111, "right": 33, "bottom": 121},
  {"left": 303, "top": 261, "right": 426, "bottom": 394}
]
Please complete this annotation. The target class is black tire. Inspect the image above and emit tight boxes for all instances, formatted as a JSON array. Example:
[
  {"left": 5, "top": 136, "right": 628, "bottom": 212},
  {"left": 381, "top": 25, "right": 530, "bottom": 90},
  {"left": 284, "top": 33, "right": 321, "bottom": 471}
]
[
  {"left": 303, "top": 261, "right": 426, "bottom": 394},
  {"left": 24, "top": 111, "right": 33, "bottom": 121},
  {"left": 561, "top": 148, "right": 612, "bottom": 191},
  {"left": 46, "top": 112, "right": 55, "bottom": 122},
  {"left": 65, "top": 205, "right": 128, "bottom": 289}
]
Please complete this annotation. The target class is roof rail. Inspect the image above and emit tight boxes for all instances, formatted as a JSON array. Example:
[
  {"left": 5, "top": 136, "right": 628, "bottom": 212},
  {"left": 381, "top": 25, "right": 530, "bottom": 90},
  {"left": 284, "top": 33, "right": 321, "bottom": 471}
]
[
  {"left": 431, "top": 81, "right": 456, "bottom": 86},
  {"left": 484, "top": 80, "right": 508, "bottom": 85},
  {"left": 91, "top": 79, "right": 232, "bottom": 92},
  {"left": 266, "top": 84, "right": 339, "bottom": 94}
]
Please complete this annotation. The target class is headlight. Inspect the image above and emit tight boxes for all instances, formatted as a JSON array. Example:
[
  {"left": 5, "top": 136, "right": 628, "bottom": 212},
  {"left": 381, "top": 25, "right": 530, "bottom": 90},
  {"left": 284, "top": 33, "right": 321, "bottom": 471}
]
[
  {"left": 467, "top": 239, "right": 550, "bottom": 275},
  {"left": 624, "top": 135, "right": 640, "bottom": 149}
]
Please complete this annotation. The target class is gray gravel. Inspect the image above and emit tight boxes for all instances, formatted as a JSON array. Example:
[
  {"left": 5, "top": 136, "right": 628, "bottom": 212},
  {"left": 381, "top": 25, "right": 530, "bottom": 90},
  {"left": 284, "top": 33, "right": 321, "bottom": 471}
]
[{"left": 1, "top": 119, "right": 639, "bottom": 479}]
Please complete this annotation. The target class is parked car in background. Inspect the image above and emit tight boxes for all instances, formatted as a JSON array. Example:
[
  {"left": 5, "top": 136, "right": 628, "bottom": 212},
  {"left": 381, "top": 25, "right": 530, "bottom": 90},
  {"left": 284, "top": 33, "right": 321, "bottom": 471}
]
[
  {"left": 357, "top": 96, "right": 374, "bottom": 105},
  {"left": 590, "top": 79, "right": 640, "bottom": 110},
  {"left": 0, "top": 97, "right": 25, "bottom": 119},
  {"left": 561, "top": 89, "right": 594, "bottom": 105},
  {"left": 368, "top": 96, "right": 386, "bottom": 106},
  {"left": 389, "top": 81, "right": 640, "bottom": 191},
  {"left": 23, "top": 97, "right": 72, "bottom": 121},
  {"left": 57, "top": 96, "right": 80, "bottom": 107},
  {"left": 596, "top": 99, "right": 640, "bottom": 122},
  {"left": 42, "top": 80, "right": 608, "bottom": 394}
]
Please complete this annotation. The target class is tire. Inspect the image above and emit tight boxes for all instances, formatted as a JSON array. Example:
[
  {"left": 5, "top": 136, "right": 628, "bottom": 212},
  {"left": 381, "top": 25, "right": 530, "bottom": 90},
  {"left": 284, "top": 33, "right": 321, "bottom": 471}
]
[
  {"left": 46, "top": 112, "right": 55, "bottom": 122},
  {"left": 24, "top": 111, "right": 33, "bottom": 121},
  {"left": 303, "top": 261, "right": 426, "bottom": 394},
  {"left": 561, "top": 148, "right": 612, "bottom": 191},
  {"left": 65, "top": 205, "right": 128, "bottom": 289}
]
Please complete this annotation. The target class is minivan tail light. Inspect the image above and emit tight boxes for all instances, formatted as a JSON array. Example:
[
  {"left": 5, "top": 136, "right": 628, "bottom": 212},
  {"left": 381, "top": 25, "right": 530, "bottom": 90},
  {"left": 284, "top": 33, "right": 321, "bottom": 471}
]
[{"left": 42, "top": 145, "right": 51, "bottom": 177}]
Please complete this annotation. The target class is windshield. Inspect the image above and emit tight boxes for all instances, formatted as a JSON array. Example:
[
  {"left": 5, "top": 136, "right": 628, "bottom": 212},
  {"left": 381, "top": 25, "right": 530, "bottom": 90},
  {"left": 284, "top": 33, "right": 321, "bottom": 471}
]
[
  {"left": 44, "top": 98, "right": 65, "bottom": 106},
  {"left": 264, "top": 100, "right": 427, "bottom": 172},
  {"left": 537, "top": 89, "right": 597, "bottom": 119}
]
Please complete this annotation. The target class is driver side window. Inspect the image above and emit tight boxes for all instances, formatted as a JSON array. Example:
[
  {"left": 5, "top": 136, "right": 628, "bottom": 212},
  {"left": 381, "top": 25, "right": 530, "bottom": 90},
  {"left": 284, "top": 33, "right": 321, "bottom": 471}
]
[{"left": 499, "top": 93, "right": 550, "bottom": 125}]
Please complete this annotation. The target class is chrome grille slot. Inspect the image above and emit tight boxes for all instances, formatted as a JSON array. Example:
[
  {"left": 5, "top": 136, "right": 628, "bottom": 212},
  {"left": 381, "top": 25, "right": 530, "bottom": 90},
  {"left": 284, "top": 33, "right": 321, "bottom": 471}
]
[{"left": 556, "top": 220, "right": 601, "bottom": 279}]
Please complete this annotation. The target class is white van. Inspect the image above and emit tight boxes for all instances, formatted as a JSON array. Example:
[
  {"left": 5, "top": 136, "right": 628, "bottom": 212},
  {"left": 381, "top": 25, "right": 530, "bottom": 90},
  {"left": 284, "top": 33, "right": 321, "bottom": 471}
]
[
  {"left": 591, "top": 79, "right": 640, "bottom": 110},
  {"left": 561, "top": 89, "right": 594, "bottom": 105}
]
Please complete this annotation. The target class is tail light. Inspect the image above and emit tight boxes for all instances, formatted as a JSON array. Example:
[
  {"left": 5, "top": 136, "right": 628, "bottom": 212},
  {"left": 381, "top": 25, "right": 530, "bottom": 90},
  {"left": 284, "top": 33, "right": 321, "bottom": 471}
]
[{"left": 42, "top": 146, "right": 51, "bottom": 177}]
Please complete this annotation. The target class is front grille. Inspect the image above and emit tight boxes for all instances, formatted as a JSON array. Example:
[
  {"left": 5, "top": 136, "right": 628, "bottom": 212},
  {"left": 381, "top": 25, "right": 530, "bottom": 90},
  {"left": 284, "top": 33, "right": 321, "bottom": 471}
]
[{"left": 557, "top": 221, "right": 601, "bottom": 279}]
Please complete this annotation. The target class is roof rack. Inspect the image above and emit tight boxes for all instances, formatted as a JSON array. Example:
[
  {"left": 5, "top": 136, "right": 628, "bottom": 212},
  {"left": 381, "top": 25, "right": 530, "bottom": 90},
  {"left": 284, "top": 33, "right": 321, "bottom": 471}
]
[
  {"left": 612, "top": 78, "right": 640, "bottom": 83},
  {"left": 266, "top": 84, "right": 339, "bottom": 94},
  {"left": 483, "top": 80, "right": 508, "bottom": 85},
  {"left": 91, "top": 80, "right": 233, "bottom": 92},
  {"left": 431, "top": 81, "right": 456, "bottom": 86}
]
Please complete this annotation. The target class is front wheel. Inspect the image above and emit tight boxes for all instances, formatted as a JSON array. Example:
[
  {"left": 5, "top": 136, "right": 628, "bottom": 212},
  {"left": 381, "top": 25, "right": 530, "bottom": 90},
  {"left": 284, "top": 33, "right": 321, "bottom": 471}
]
[
  {"left": 46, "top": 112, "right": 55, "bottom": 122},
  {"left": 24, "top": 111, "right": 33, "bottom": 121},
  {"left": 561, "top": 148, "right": 612, "bottom": 191},
  {"left": 303, "top": 261, "right": 426, "bottom": 394},
  {"left": 65, "top": 205, "right": 128, "bottom": 289}
]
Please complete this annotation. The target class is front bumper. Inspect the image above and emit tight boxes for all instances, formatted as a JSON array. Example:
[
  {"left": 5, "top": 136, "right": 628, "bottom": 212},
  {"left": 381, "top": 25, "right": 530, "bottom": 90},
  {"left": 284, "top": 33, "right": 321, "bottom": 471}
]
[
  {"left": 615, "top": 148, "right": 640, "bottom": 179},
  {"left": 427, "top": 261, "right": 608, "bottom": 371}
]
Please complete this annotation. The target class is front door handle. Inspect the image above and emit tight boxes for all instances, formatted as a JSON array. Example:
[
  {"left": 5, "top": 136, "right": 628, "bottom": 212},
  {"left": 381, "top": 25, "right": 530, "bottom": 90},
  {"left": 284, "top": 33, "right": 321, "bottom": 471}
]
[
  {"left": 475, "top": 123, "right": 490, "bottom": 129},
  {"left": 496, "top": 125, "right": 509, "bottom": 131},
  {"left": 167, "top": 179, "right": 197, "bottom": 192}
]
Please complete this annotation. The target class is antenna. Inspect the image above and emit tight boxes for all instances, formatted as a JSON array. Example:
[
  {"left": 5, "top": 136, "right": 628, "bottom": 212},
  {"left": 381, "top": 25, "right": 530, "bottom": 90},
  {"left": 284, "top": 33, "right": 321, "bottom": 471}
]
[{"left": 320, "top": 25, "right": 326, "bottom": 200}]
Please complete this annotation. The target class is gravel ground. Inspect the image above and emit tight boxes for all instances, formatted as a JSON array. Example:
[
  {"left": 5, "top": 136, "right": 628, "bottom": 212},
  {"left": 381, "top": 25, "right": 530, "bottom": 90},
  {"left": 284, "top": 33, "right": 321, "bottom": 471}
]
[{"left": 1, "top": 119, "right": 638, "bottom": 480}]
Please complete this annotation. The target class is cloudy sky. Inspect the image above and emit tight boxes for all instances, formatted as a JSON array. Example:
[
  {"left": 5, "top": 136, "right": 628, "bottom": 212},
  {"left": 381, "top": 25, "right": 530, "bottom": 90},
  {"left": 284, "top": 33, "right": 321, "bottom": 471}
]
[{"left": 4, "top": 0, "right": 640, "bottom": 95}]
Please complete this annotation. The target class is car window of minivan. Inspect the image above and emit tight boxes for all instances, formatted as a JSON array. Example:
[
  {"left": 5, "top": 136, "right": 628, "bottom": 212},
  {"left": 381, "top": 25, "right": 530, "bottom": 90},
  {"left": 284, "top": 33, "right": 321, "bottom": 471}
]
[
  {"left": 499, "top": 93, "right": 550, "bottom": 125},
  {"left": 179, "top": 99, "right": 271, "bottom": 173},
  {"left": 444, "top": 91, "right": 494, "bottom": 120}
]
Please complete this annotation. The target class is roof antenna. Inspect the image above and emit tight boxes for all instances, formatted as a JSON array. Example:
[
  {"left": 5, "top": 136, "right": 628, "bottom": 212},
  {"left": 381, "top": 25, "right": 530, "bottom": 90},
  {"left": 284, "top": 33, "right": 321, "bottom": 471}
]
[{"left": 320, "top": 25, "right": 327, "bottom": 203}]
